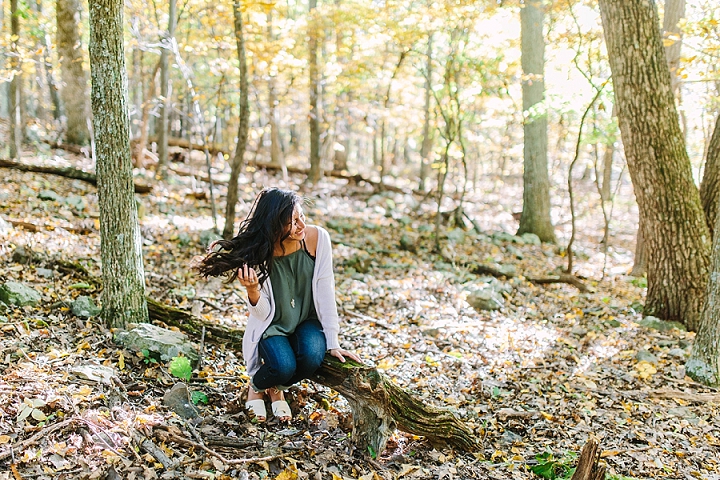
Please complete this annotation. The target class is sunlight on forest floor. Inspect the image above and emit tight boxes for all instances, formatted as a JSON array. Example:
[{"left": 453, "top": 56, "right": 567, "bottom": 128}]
[{"left": 2, "top": 158, "right": 719, "bottom": 479}]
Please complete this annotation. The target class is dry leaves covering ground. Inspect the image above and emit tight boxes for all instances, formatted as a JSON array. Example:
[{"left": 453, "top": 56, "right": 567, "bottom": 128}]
[{"left": 0, "top": 153, "right": 719, "bottom": 480}]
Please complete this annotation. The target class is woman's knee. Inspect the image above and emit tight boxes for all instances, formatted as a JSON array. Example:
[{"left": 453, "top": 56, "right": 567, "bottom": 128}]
[{"left": 259, "top": 338, "right": 297, "bottom": 380}]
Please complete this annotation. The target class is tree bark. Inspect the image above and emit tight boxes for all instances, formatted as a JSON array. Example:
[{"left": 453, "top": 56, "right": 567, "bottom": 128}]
[
  {"left": 223, "top": 1, "right": 250, "bottom": 240},
  {"left": 570, "top": 437, "right": 606, "bottom": 480},
  {"left": 598, "top": 0, "right": 710, "bottom": 331},
  {"left": 700, "top": 116, "right": 720, "bottom": 236},
  {"left": 89, "top": 0, "right": 149, "bottom": 329},
  {"left": 307, "top": 0, "right": 322, "bottom": 183},
  {"left": 155, "top": 0, "right": 177, "bottom": 179},
  {"left": 57, "top": 0, "right": 90, "bottom": 145},
  {"left": 517, "top": 0, "right": 556, "bottom": 243},
  {"left": 686, "top": 174, "right": 720, "bottom": 386}
]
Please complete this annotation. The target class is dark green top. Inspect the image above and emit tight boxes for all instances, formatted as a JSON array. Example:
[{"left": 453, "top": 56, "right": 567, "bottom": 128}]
[{"left": 262, "top": 248, "right": 317, "bottom": 339}]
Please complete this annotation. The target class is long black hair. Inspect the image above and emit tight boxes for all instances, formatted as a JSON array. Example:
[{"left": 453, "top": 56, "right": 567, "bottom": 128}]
[{"left": 195, "top": 188, "right": 301, "bottom": 285}]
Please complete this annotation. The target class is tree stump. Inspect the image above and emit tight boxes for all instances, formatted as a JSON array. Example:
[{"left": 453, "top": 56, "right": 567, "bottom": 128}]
[
  {"left": 571, "top": 437, "right": 606, "bottom": 480},
  {"left": 146, "top": 298, "right": 480, "bottom": 454}
]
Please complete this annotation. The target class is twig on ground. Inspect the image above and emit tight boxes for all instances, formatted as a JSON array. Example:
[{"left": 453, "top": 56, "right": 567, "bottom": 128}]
[
  {"left": 0, "top": 417, "right": 79, "bottom": 461},
  {"left": 155, "top": 429, "right": 289, "bottom": 465}
]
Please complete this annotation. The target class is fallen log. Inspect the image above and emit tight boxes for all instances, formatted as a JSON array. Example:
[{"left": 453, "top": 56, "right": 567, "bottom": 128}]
[
  {"left": 469, "top": 262, "right": 589, "bottom": 292},
  {"left": 0, "top": 158, "right": 152, "bottom": 194},
  {"left": 146, "top": 298, "right": 480, "bottom": 455}
]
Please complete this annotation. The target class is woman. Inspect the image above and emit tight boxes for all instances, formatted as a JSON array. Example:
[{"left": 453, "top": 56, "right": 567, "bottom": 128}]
[{"left": 196, "top": 188, "right": 360, "bottom": 422}]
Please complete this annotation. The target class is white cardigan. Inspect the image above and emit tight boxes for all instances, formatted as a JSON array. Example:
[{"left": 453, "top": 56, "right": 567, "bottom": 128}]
[{"left": 242, "top": 225, "right": 341, "bottom": 379}]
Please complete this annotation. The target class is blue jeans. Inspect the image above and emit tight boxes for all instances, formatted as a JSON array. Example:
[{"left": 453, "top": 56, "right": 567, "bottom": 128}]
[{"left": 252, "top": 318, "right": 327, "bottom": 391}]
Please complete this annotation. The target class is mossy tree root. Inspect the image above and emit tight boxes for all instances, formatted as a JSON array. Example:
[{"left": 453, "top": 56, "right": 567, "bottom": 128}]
[{"left": 312, "top": 357, "right": 480, "bottom": 454}]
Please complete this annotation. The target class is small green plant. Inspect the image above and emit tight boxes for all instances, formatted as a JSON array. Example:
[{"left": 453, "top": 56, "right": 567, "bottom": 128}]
[
  {"left": 630, "top": 276, "right": 647, "bottom": 288},
  {"left": 530, "top": 451, "right": 577, "bottom": 479},
  {"left": 191, "top": 391, "right": 208, "bottom": 405},
  {"left": 141, "top": 349, "right": 158, "bottom": 364},
  {"left": 168, "top": 356, "right": 192, "bottom": 381}
]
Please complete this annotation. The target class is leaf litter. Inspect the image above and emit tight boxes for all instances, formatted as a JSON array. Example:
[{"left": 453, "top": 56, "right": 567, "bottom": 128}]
[{"left": 0, "top": 160, "right": 719, "bottom": 479}]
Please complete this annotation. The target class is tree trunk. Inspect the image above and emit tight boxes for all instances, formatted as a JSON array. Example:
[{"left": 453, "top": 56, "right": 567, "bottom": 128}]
[
  {"left": 686, "top": 167, "right": 720, "bottom": 386},
  {"left": 223, "top": 1, "right": 250, "bottom": 240},
  {"left": 307, "top": 0, "right": 322, "bottom": 183},
  {"left": 332, "top": 0, "right": 350, "bottom": 173},
  {"left": 0, "top": 0, "right": 6, "bottom": 121},
  {"left": 57, "top": 0, "right": 90, "bottom": 145},
  {"left": 267, "top": 9, "right": 286, "bottom": 179},
  {"left": 34, "top": 0, "right": 62, "bottom": 121},
  {"left": 134, "top": 61, "right": 161, "bottom": 169},
  {"left": 630, "top": 215, "right": 648, "bottom": 277},
  {"left": 155, "top": 0, "right": 177, "bottom": 179},
  {"left": 601, "top": 142, "right": 613, "bottom": 201},
  {"left": 700, "top": 116, "right": 720, "bottom": 236},
  {"left": 517, "top": 0, "right": 556, "bottom": 243},
  {"left": 419, "top": 34, "right": 434, "bottom": 192},
  {"left": 9, "top": 0, "right": 21, "bottom": 159},
  {"left": 598, "top": 0, "right": 710, "bottom": 331},
  {"left": 89, "top": 0, "right": 149, "bottom": 329},
  {"left": 662, "top": 0, "right": 685, "bottom": 95}
]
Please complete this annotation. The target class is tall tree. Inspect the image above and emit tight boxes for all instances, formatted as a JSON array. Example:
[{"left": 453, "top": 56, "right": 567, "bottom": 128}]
[
  {"left": 223, "top": 1, "right": 250, "bottom": 240},
  {"left": 155, "top": 0, "right": 177, "bottom": 179},
  {"left": 686, "top": 184, "right": 720, "bottom": 386},
  {"left": 516, "top": 0, "right": 556, "bottom": 243},
  {"left": 57, "top": 0, "right": 90, "bottom": 145},
  {"left": 631, "top": 0, "right": 687, "bottom": 276},
  {"left": 267, "top": 8, "right": 285, "bottom": 176},
  {"left": 9, "top": 0, "right": 21, "bottom": 159},
  {"left": 662, "top": 0, "right": 686, "bottom": 95},
  {"left": 418, "top": 33, "right": 434, "bottom": 192},
  {"left": 700, "top": 116, "right": 720, "bottom": 235},
  {"left": 307, "top": 0, "right": 322, "bottom": 183},
  {"left": 34, "top": 0, "right": 62, "bottom": 120},
  {"left": 598, "top": 0, "right": 710, "bottom": 331},
  {"left": 89, "top": 0, "right": 149, "bottom": 328}
]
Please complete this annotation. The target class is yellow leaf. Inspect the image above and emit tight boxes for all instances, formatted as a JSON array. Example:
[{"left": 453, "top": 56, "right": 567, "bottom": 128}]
[
  {"left": 398, "top": 464, "right": 419, "bottom": 477},
  {"left": 118, "top": 352, "right": 125, "bottom": 370},
  {"left": 635, "top": 361, "right": 657, "bottom": 380},
  {"left": 275, "top": 465, "right": 298, "bottom": 480},
  {"left": 0, "top": 435, "right": 11, "bottom": 444}
]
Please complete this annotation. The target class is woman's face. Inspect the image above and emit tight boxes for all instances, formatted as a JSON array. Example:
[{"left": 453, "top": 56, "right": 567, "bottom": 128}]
[{"left": 285, "top": 204, "right": 306, "bottom": 242}]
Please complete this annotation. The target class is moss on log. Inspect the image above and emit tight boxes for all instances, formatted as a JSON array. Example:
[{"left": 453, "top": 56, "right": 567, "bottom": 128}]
[
  {"left": 146, "top": 297, "right": 244, "bottom": 349},
  {"left": 312, "top": 357, "right": 479, "bottom": 454}
]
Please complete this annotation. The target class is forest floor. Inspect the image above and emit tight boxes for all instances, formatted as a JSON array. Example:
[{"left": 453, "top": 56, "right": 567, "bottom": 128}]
[{"left": 1, "top": 150, "right": 719, "bottom": 480}]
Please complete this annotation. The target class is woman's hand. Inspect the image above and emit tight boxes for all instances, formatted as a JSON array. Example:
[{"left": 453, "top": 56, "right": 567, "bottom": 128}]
[
  {"left": 329, "top": 348, "right": 362, "bottom": 363},
  {"left": 238, "top": 264, "right": 260, "bottom": 291},
  {"left": 238, "top": 265, "right": 261, "bottom": 305}
]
